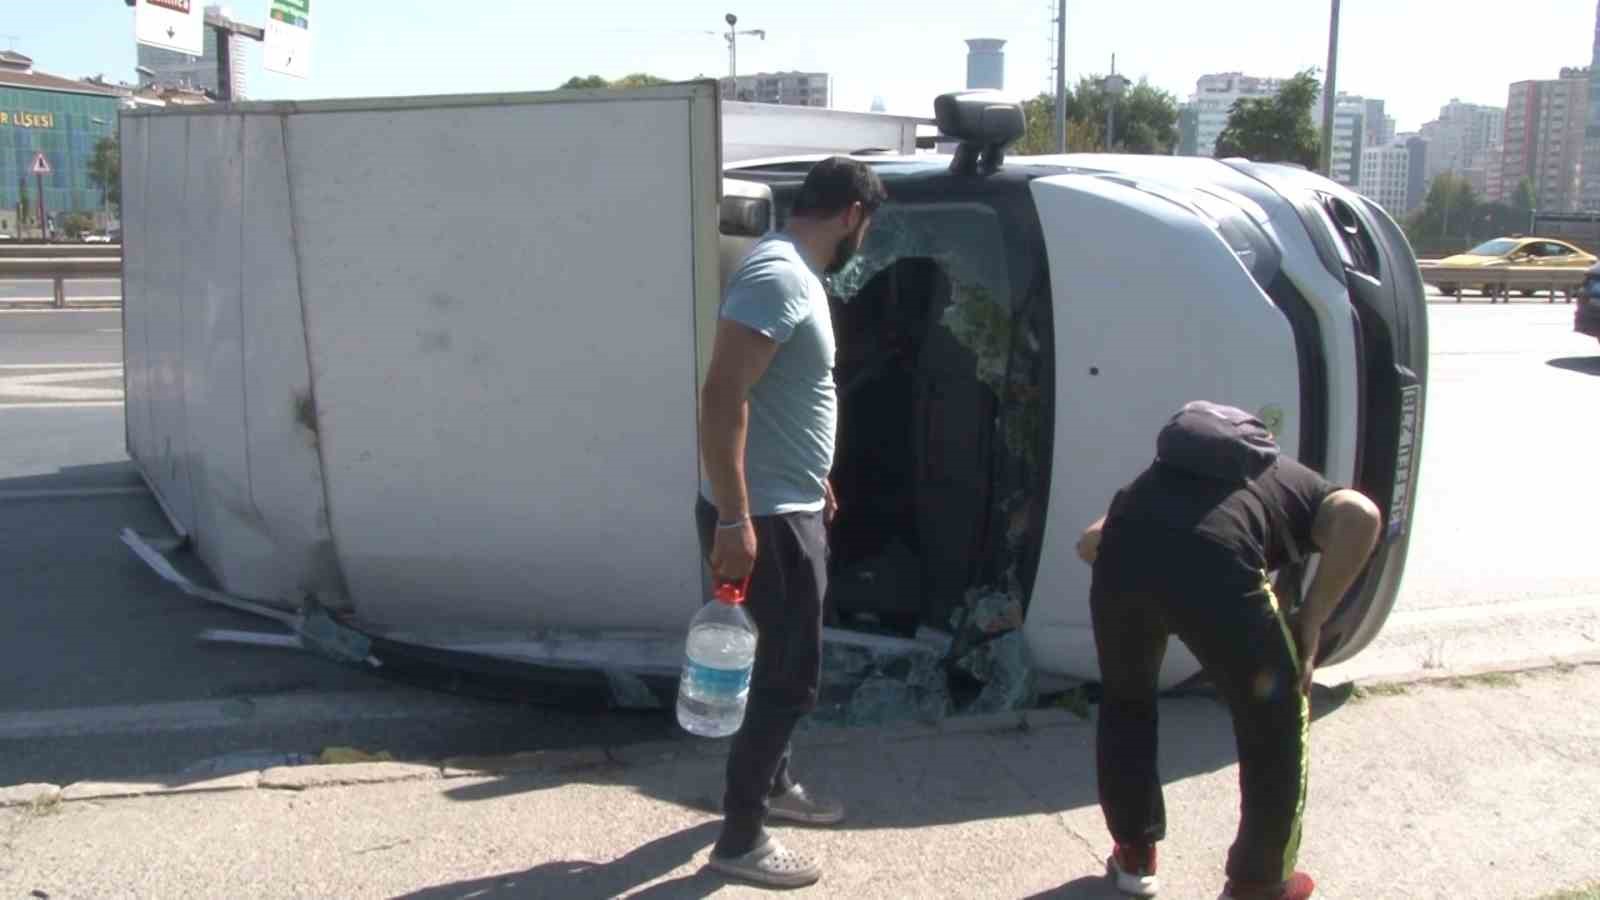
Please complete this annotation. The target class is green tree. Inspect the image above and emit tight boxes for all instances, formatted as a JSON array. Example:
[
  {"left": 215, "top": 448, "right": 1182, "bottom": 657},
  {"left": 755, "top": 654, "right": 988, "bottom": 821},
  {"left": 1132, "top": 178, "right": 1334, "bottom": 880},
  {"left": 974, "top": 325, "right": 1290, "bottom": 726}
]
[
  {"left": 1015, "top": 93, "right": 1101, "bottom": 155},
  {"left": 611, "top": 73, "right": 671, "bottom": 89},
  {"left": 1406, "top": 173, "right": 1479, "bottom": 243},
  {"left": 1510, "top": 177, "right": 1536, "bottom": 217},
  {"left": 558, "top": 74, "right": 669, "bottom": 91},
  {"left": 87, "top": 137, "right": 121, "bottom": 214},
  {"left": 1068, "top": 76, "right": 1180, "bottom": 154},
  {"left": 1474, "top": 202, "right": 1523, "bottom": 241},
  {"left": 17, "top": 177, "right": 31, "bottom": 229},
  {"left": 62, "top": 212, "right": 95, "bottom": 240},
  {"left": 1212, "top": 69, "right": 1322, "bottom": 169}
]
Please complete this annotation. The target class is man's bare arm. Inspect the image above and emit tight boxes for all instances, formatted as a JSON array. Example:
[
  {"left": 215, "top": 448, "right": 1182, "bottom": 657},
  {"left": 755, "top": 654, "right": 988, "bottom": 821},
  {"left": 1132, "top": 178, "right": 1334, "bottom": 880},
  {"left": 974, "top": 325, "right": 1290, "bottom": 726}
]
[
  {"left": 701, "top": 320, "right": 779, "bottom": 519},
  {"left": 1293, "top": 488, "right": 1382, "bottom": 691},
  {"left": 700, "top": 320, "right": 780, "bottom": 580},
  {"left": 1299, "top": 489, "right": 1383, "bottom": 630}
]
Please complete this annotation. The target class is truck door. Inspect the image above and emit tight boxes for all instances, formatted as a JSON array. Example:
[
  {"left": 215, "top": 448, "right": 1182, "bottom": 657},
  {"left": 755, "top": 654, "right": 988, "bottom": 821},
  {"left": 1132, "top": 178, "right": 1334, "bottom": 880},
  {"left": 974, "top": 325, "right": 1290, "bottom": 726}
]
[{"left": 1022, "top": 173, "right": 1308, "bottom": 687}]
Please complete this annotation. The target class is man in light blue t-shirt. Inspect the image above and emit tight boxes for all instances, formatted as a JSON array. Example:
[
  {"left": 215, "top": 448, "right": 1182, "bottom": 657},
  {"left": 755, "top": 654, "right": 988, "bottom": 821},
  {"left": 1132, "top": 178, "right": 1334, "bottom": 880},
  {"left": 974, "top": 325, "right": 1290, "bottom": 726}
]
[{"left": 696, "top": 157, "right": 886, "bottom": 889}]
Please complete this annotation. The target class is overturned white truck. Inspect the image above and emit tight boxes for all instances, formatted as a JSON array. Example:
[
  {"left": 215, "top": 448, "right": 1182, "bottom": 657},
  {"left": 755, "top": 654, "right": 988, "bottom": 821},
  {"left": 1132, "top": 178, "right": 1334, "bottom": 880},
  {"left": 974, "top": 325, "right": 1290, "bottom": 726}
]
[{"left": 119, "top": 81, "right": 1427, "bottom": 723}]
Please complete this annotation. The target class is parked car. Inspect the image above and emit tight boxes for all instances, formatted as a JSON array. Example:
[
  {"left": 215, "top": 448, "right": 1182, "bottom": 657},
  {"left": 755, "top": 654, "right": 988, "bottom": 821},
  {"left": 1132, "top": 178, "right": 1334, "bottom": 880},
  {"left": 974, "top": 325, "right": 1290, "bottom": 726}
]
[
  {"left": 1432, "top": 236, "right": 1597, "bottom": 297},
  {"left": 1577, "top": 263, "right": 1600, "bottom": 345},
  {"left": 82, "top": 232, "right": 112, "bottom": 243}
]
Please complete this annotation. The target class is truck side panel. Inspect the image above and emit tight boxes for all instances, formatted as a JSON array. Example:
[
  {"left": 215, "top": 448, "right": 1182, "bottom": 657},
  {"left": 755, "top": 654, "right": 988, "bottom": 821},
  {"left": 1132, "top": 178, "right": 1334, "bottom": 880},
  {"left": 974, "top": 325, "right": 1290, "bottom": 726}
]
[{"left": 123, "top": 83, "right": 722, "bottom": 632}]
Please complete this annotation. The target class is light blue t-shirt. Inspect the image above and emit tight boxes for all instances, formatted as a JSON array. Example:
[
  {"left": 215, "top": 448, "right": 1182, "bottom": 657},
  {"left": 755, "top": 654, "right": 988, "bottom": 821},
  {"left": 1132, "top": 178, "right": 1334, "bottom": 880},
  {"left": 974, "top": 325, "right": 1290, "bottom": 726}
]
[{"left": 708, "top": 234, "right": 837, "bottom": 516}]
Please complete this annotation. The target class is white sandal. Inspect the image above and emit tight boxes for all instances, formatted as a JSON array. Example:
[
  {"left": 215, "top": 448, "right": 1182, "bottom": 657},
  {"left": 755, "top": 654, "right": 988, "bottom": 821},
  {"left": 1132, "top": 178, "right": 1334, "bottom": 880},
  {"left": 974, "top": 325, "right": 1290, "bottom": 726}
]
[{"left": 708, "top": 836, "right": 823, "bottom": 888}]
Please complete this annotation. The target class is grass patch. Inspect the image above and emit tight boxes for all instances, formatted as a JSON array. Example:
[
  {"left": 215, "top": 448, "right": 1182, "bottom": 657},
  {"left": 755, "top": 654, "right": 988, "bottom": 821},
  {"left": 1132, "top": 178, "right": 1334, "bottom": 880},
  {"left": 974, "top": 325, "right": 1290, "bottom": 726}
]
[
  {"left": 1440, "top": 671, "right": 1519, "bottom": 691},
  {"left": 1351, "top": 682, "right": 1411, "bottom": 701},
  {"left": 27, "top": 793, "right": 61, "bottom": 817},
  {"left": 1536, "top": 885, "right": 1600, "bottom": 900}
]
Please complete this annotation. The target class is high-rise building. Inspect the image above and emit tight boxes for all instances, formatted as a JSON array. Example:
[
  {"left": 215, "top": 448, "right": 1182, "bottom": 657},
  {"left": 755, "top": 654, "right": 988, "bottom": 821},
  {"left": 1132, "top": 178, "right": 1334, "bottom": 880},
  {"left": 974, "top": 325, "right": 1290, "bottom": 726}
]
[
  {"left": 1500, "top": 68, "right": 1589, "bottom": 211},
  {"left": 1330, "top": 98, "right": 1367, "bottom": 188},
  {"left": 1419, "top": 100, "right": 1505, "bottom": 187},
  {"left": 1363, "top": 98, "right": 1394, "bottom": 146},
  {"left": 965, "top": 39, "right": 1006, "bottom": 91},
  {"left": 1483, "top": 141, "right": 1506, "bottom": 202},
  {"left": 135, "top": 4, "right": 248, "bottom": 99},
  {"left": 1181, "top": 73, "right": 1294, "bottom": 158},
  {"left": 720, "top": 71, "right": 831, "bottom": 107},
  {"left": 1405, "top": 135, "right": 1430, "bottom": 213},
  {"left": 1583, "top": 0, "right": 1600, "bottom": 211},
  {"left": 1359, "top": 140, "right": 1414, "bottom": 216},
  {"left": 1178, "top": 104, "right": 1201, "bottom": 156}
]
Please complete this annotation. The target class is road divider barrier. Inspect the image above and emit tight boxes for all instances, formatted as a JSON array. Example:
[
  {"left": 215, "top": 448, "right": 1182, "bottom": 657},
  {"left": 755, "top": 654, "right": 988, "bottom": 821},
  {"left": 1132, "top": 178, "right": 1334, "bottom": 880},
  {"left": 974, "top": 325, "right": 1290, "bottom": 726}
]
[
  {"left": 0, "top": 257, "right": 121, "bottom": 308},
  {"left": 1417, "top": 263, "right": 1588, "bottom": 304}
]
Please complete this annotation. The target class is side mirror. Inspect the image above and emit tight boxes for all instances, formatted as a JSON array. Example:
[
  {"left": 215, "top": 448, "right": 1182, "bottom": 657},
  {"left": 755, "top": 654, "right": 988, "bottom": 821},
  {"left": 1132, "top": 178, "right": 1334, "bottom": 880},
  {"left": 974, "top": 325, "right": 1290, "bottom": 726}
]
[
  {"left": 720, "top": 195, "right": 771, "bottom": 237},
  {"left": 934, "top": 90, "right": 1025, "bottom": 176}
]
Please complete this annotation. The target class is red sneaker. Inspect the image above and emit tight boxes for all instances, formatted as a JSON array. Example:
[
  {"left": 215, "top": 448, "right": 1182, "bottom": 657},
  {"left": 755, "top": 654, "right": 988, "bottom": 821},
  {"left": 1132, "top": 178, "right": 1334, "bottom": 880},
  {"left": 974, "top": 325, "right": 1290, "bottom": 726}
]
[
  {"left": 1106, "top": 843, "right": 1160, "bottom": 897},
  {"left": 1219, "top": 871, "right": 1316, "bottom": 900}
]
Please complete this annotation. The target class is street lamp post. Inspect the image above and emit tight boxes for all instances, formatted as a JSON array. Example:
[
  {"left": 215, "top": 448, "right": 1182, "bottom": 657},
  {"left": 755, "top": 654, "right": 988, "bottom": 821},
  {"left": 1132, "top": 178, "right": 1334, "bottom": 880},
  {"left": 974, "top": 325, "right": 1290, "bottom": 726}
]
[
  {"left": 722, "top": 13, "right": 766, "bottom": 100},
  {"left": 1320, "top": 0, "right": 1342, "bottom": 177},
  {"left": 1054, "top": 0, "right": 1067, "bottom": 153}
]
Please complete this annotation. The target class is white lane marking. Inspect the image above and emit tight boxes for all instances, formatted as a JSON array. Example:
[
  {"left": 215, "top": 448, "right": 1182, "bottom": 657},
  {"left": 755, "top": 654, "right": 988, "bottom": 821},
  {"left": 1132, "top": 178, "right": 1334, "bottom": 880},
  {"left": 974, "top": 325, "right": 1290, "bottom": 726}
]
[
  {"left": 0, "top": 401, "right": 123, "bottom": 410},
  {"left": 0, "top": 296, "right": 121, "bottom": 303},
  {"left": 0, "top": 487, "right": 148, "bottom": 501},
  {"left": 0, "top": 691, "right": 477, "bottom": 740},
  {"left": 0, "top": 368, "right": 124, "bottom": 401},
  {"left": 0, "top": 363, "right": 121, "bottom": 370}
]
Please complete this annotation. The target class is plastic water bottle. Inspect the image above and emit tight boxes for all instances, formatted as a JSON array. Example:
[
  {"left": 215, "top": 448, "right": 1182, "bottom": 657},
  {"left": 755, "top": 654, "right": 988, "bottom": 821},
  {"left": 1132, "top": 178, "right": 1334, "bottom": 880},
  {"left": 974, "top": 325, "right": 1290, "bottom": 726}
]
[{"left": 676, "top": 581, "right": 758, "bottom": 737}]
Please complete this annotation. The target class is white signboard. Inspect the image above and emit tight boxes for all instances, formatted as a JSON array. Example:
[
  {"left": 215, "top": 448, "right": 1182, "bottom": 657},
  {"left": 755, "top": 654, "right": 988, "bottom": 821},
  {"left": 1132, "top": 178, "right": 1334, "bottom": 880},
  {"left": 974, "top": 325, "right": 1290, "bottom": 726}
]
[
  {"left": 264, "top": 0, "right": 312, "bottom": 79},
  {"left": 135, "top": 0, "right": 205, "bottom": 57}
]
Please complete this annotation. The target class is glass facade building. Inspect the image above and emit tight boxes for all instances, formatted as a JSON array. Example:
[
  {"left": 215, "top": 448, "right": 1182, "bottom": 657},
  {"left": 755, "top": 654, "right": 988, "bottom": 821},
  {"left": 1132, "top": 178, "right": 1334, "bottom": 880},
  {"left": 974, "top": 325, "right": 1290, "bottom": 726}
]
[{"left": 0, "top": 53, "right": 122, "bottom": 227}]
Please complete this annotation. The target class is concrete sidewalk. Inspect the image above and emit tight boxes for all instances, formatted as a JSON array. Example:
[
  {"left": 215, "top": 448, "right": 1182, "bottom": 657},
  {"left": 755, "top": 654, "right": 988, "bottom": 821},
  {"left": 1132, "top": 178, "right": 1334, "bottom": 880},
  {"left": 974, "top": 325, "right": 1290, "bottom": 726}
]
[{"left": 3, "top": 665, "right": 1597, "bottom": 900}]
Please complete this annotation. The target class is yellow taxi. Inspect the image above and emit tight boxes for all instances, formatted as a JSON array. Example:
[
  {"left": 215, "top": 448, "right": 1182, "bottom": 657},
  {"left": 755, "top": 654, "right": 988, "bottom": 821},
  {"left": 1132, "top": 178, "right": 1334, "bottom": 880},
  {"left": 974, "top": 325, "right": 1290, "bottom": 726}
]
[{"left": 1432, "top": 236, "right": 1597, "bottom": 297}]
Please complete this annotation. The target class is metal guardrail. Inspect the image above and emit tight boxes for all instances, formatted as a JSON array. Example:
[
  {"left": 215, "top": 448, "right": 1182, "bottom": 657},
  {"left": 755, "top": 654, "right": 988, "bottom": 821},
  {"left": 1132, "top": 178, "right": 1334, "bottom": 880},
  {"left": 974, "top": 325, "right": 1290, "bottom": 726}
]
[
  {"left": 0, "top": 244, "right": 121, "bottom": 259},
  {"left": 1416, "top": 264, "right": 1588, "bottom": 303},
  {"left": 0, "top": 257, "right": 121, "bottom": 308}
]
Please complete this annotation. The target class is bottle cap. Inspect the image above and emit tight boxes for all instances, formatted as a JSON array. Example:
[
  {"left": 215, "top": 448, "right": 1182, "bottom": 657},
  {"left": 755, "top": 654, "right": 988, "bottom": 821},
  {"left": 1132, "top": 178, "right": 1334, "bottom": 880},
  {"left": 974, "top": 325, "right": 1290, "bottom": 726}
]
[{"left": 714, "top": 580, "right": 748, "bottom": 605}]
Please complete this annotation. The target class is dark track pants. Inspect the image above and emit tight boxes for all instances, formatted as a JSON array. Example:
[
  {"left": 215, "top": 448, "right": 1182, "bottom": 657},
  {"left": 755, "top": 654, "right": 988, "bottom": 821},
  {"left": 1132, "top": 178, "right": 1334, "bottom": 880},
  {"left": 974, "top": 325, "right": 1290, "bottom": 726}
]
[
  {"left": 695, "top": 497, "right": 827, "bottom": 858},
  {"left": 1090, "top": 528, "right": 1310, "bottom": 885}
]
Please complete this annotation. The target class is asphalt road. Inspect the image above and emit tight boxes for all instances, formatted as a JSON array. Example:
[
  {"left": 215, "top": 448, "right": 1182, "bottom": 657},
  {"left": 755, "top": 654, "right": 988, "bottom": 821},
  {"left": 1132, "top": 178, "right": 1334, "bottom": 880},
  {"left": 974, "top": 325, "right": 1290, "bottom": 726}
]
[{"left": 1, "top": 299, "right": 1596, "bottom": 786}]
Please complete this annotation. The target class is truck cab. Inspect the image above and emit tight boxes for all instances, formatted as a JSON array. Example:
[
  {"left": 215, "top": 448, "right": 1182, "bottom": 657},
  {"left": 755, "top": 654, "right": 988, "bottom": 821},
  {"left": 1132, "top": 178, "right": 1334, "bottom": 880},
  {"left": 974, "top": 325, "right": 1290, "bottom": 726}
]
[{"left": 720, "top": 93, "right": 1428, "bottom": 686}]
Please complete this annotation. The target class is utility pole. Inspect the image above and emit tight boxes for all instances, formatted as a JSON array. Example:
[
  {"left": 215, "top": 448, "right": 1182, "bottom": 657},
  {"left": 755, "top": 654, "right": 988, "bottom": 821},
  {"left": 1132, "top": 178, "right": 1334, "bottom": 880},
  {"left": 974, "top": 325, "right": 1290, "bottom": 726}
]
[
  {"left": 1101, "top": 55, "right": 1128, "bottom": 153},
  {"left": 34, "top": 166, "right": 47, "bottom": 240},
  {"left": 722, "top": 13, "right": 766, "bottom": 100},
  {"left": 1320, "top": 0, "right": 1342, "bottom": 176},
  {"left": 1054, "top": 0, "right": 1067, "bottom": 153}
]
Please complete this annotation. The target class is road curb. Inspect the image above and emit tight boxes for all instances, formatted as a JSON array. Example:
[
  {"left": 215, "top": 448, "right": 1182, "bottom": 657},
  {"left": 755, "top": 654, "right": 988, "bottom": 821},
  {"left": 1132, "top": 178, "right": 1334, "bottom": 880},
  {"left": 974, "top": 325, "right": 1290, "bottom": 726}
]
[
  {"left": 1342, "top": 652, "right": 1600, "bottom": 693},
  {"left": 259, "top": 762, "right": 439, "bottom": 791},
  {"left": 59, "top": 772, "right": 260, "bottom": 802},
  {"left": 9, "top": 662, "right": 1587, "bottom": 808},
  {"left": 441, "top": 747, "right": 612, "bottom": 778},
  {"left": 0, "top": 783, "right": 61, "bottom": 809}
]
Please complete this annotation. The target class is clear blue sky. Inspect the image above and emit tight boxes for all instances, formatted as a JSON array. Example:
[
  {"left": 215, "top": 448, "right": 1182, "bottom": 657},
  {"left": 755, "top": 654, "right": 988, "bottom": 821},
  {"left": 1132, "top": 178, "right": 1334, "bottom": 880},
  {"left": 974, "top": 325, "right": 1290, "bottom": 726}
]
[{"left": 14, "top": 0, "right": 1600, "bottom": 131}]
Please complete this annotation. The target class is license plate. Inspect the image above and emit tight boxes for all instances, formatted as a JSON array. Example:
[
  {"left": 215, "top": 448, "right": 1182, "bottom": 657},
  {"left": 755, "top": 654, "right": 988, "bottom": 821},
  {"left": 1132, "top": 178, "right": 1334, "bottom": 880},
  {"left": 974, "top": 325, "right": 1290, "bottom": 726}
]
[{"left": 1387, "top": 385, "right": 1421, "bottom": 541}]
